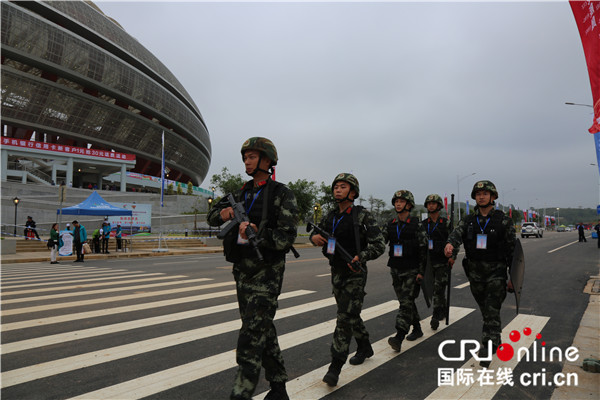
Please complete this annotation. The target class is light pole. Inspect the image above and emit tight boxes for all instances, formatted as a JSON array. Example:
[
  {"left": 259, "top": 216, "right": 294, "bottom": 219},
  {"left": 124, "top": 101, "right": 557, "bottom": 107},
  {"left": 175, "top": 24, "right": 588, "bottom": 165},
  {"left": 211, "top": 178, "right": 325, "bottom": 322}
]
[
  {"left": 590, "top": 164, "right": 600, "bottom": 207},
  {"left": 207, "top": 197, "right": 213, "bottom": 237},
  {"left": 556, "top": 207, "right": 560, "bottom": 228},
  {"left": 13, "top": 197, "right": 20, "bottom": 236},
  {"left": 501, "top": 188, "right": 516, "bottom": 212},
  {"left": 457, "top": 173, "right": 476, "bottom": 220}
]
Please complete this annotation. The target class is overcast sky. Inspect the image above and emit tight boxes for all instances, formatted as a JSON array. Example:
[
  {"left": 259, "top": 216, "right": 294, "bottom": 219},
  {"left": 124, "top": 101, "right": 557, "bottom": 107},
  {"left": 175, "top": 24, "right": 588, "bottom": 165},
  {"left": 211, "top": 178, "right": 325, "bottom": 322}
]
[{"left": 98, "top": 1, "right": 598, "bottom": 210}]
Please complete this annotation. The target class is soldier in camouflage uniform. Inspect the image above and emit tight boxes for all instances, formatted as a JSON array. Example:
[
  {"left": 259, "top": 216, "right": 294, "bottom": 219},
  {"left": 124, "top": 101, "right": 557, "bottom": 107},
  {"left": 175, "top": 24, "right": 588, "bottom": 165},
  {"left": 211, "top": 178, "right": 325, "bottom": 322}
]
[
  {"left": 207, "top": 137, "right": 298, "bottom": 400},
  {"left": 385, "top": 190, "right": 428, "bottom": 352},
  {"left": 422, "top": 194, "right": 456, "bottom": 330},
  {"left": 310, "top": 173, "right": 385, "bottom": 387},
  {"left": 444, "top": 180, "right": 516, "bottom": 368}
]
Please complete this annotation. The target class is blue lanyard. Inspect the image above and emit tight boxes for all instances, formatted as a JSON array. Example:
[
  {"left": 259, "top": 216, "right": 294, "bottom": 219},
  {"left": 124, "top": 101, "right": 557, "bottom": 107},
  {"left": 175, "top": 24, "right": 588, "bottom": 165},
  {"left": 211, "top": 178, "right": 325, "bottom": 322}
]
[
  {"left": 332, "top": 215, "right": 344, "bottom": 235},
  {"left": 396, "top": 221, "right": 407, "bottom": 240},
  {"left": 476, "top": 216, "right": 490, "bottom": 233},
  {"left": 245, "top": 188, "right": 263, "bottom": 214},
  {"left": 427, "top": 220, "right": 439, "bottom": 237}
]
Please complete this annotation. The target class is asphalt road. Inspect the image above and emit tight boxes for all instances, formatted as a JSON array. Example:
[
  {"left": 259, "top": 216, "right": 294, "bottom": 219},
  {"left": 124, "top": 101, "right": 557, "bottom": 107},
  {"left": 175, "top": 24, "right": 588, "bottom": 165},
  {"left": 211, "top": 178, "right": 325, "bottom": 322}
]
[{"left": 1, "top": 231, "right": 597, "bottom": 399}]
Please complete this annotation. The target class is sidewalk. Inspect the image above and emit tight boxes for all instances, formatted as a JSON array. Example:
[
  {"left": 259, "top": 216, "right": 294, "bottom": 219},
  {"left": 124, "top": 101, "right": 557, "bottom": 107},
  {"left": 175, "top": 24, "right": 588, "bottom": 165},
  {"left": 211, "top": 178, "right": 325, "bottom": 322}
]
[
  {"left": 0, "top": 246, "right": 225, "bottom": 264},
  {"left": 0, "top": 243, "right": 314, "bottom": 264},
  {"left": 551, "top": 274, "right": 600, "bottom": 399}
]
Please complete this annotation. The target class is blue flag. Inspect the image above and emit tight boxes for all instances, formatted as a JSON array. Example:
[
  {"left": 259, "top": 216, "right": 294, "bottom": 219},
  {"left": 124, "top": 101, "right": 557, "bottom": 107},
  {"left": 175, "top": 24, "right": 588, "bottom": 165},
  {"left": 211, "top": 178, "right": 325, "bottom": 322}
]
[{"left": 466, "top": 199, "right": 470, "bottom": 215}]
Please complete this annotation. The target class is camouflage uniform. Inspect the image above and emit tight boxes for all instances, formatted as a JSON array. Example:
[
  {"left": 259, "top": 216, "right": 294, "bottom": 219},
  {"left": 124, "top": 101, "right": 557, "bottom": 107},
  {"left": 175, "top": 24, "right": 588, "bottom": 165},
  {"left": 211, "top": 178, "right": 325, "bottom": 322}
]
[
  {"left": 311, "top": 173, "right": 384, "bottom": 385},
  {"left": 422, "top": 194, "right": 457, "bottom": 324},
  {"left": 314, "top": 205, "right": 385, "bottom": 362},
  {"left": 208, "top": 139, "right": 298, "bottom": 400},
  {"left": 446, "top": 182, "right": 516, "bottom": 351},
  {"left": 384, "top": 212, "right": 428, "bottom": 337}
]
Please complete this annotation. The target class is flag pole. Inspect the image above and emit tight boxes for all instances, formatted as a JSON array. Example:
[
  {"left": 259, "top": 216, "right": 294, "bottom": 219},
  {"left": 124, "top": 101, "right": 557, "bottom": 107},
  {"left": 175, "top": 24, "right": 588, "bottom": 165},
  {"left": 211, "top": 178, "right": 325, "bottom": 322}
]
[{"left": 154, "top": 131, "right": 168, "bottom": 252}]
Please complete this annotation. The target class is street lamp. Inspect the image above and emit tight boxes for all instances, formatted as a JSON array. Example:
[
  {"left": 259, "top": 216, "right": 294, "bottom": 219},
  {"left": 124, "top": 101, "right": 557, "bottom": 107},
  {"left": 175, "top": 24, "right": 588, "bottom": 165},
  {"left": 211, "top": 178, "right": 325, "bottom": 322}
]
[
  {"left": 565, "top": 102, "right": 593, "bottom": 108},
  {"left": 457, "top": 173, "right": 476, "bottom": 220},
  {"left": 556, "top": 207, "right": 560, "bottom": 228},
  {"left": 313, "top": 205, "right": 319, "bottom": 224},
  {"left": 13, "top": 197, "right": 20, "bottom": 236}
]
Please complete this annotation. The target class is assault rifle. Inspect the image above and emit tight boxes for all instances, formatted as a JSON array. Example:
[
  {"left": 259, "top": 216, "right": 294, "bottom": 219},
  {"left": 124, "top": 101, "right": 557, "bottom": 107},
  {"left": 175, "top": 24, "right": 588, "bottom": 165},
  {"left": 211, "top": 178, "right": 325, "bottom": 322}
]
[
  {"left": 446, "top": 193, "right": 455, "bottom": 325},
  {"left": 216, "top": 194, "right": 300, "bottom": 260},
  {"left": 217, "top": 194, "right": 264, "bottom": 261},
  {"left": 306, "top": 221, "right": 365, "bottom": 273}
]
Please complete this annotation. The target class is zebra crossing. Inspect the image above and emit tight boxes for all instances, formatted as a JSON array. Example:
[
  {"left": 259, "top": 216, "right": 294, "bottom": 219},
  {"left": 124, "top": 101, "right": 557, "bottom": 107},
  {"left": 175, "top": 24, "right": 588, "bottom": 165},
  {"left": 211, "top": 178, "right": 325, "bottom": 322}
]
[{"left": 1, "top": 262, "right": 549, "bottom": 399}]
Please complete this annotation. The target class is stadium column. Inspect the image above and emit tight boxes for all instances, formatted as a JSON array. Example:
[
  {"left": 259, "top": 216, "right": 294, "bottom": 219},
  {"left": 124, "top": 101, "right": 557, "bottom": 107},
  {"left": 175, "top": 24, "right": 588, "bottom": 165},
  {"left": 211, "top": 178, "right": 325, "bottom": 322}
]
[
  {"left": 1, "top": 149, "right": 7, "bottom": 181},
  {"left": 66, "top": 157, "right": 73, "bottom": 187},
  {"left": 120, "top": 163, "right": 127, "bottom": 192}
]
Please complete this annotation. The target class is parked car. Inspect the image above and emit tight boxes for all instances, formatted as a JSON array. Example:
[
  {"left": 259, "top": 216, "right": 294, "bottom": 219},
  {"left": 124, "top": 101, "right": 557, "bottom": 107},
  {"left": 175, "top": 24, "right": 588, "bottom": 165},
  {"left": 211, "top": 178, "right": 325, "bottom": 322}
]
[
  {"left": 557, "top": 226, "right": 566, "bottom": 232},
  {"left": 521, "top": 222, "right": 543, "bottom": 238}
]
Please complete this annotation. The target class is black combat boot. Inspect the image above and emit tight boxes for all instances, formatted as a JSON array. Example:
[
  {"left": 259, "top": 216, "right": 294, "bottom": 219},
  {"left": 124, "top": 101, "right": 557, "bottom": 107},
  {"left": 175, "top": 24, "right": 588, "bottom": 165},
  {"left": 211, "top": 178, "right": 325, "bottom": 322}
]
[
  {"left": 478, "top": 341, "right": 497, "bottom": 368},
  {"left": 388, "top": 331, "right": 405, "bottom": 352},
  {"left": 349, "top": 339, "right": 374, "bottom": 365},
  {"left": 264, "top": 381, "right": 289, "bottom": 400},
  {"left": 322, "top": 359, "right": 344, "bottom": 386},
  {"left": 406, "top": 323, "right": 423, "bottom": 341},
  {"left": 430, "top": 318, "right": 440, "bottom": 330}
]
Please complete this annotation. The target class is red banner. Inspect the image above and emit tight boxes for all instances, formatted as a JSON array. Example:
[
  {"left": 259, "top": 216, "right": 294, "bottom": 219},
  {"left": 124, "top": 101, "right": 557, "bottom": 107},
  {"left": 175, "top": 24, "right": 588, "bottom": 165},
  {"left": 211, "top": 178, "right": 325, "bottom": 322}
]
[
  {"left": 1, "top": 137, "right": 135, "bottom": 161},
  {"left": 570, "top": 1, "right": 600, "bottom": 133}
]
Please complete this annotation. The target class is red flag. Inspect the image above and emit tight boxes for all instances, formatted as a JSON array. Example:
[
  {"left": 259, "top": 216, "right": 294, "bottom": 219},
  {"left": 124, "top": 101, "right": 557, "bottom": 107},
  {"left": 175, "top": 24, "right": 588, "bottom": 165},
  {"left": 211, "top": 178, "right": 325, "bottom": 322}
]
[
  {"left": 509, "top": 208, "right": 512, "bottom": 218},
  {"left": 570, "top": 1, "right": 600, "bottom": 133},
  {"left": 523, "top": 211, "right": 528, "bottom": 222},
  {"left": 444, "top": 194, "right": 448, "bottom": 214}
]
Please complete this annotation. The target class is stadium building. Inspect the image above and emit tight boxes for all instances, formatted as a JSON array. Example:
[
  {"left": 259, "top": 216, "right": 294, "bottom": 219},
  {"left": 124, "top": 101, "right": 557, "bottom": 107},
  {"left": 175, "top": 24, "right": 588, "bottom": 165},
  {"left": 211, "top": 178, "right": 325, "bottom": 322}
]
[{"left": 1, "top": 1, "right": 211, "bottom": 191}]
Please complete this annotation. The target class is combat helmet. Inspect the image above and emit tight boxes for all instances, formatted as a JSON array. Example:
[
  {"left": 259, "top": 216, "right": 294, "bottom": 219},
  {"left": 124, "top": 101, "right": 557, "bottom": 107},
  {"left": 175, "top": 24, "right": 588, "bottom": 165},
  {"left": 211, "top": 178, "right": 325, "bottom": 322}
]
[
  {"left": 241, "top": 137, "right": 278, "bottom": 166},
  {"left": 424, "top": 194, "right": 443, "bottom": 210},
  {"left": 470, "top": 180, "right": 498, "bottom": 199},
  {"left": 391, "top": 190, "right": 415, "bottom": 208},
  {"left": 331, "top": 173, "right": 360, "bottom": 198}
]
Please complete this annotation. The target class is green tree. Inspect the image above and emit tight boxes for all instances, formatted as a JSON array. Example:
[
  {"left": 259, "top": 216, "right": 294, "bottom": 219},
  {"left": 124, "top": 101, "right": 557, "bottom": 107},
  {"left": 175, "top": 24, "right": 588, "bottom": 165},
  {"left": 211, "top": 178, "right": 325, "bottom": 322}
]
[
  {"left": 186, "top": 181, "right": 194, "bottom": 195},
  {"left": 167, "top": 182, "right": 174, "bottom": 195},
  {"left": 287, "top": 179, "right": 319, "bottom": 222},
  {"left": 209, "top": 167, "right": 246, "bottom": 196},
  {"left": 176, "top": 182, "right": 183, "bottom": 195},
  {"left": 318, "top": 181, "right": 336, "bottom": 214}
]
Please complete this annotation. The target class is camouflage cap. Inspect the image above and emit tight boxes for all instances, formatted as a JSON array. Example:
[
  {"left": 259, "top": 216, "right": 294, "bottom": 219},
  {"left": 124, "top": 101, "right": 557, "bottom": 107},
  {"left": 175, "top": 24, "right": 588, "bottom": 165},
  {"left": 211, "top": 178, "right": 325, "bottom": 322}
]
[
  {"left": 241, "top": 137, "right": 278, "bottom": 166},
  {"left": 471, "top": 180, "right": 498, "bottom": 199},
  {"left": 392, "top": 190, "right": 415, "bottom": 208},
  {"left": 331, "top": 173, "right": 360, "bottom": 197},
  {"left": 424, "top": 194, "right": 444, "bottom": 208}
]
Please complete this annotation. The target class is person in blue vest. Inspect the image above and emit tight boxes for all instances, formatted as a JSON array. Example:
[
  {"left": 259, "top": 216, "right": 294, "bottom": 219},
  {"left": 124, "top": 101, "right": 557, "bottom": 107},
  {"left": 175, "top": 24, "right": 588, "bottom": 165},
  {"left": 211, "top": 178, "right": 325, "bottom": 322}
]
[
  {"left": 72, "top": 220, "right": 88, "bottom": 262},
  {"left": 115, "top": 223, "right": 122, "bottom": 252},
  {"left": 102, "top": 219, "right": 111, "bottom": 254}
]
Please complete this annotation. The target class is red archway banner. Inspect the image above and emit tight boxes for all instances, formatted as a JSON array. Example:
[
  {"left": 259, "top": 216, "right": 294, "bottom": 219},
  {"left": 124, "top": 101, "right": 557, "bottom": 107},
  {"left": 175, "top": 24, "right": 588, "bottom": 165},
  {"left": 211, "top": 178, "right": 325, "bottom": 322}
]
[{"left": 570, "top": 1, "right": 600, "bottom": 134}]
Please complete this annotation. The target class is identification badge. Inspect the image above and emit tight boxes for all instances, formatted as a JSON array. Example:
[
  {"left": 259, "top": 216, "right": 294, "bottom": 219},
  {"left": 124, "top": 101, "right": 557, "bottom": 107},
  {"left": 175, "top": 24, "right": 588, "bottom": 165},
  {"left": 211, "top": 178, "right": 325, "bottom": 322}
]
[
  {"left": 428, "top": 239, "right": 434, "bottom": 250},
  {"left": 327, "top": 237, "right": 337, "bottom": 255},
  {"left": 237, "top": 233, "right": 249, "bottom": 245},
  {"left": 393, "top": 244, "right": 403, "bottom": 257},
  {"left": 476, "top": 234, "right": 488, "bottom": 249}
]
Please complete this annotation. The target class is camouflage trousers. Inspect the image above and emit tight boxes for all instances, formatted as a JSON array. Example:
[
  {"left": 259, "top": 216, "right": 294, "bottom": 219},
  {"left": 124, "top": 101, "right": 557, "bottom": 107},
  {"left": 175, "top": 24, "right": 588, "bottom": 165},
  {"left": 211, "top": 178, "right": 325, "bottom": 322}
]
[
  {"left": 390, "top": 268, "right": 420, "bottom": 335},
  {"left": 469, "top": 278, "right": 507, "bottom": 349},
  {"left": 431, "top": 263, "right": 450, "bottom": 321},
  {"left": 330, "top": 271, "right": 370, "bottom": 362},
  {"left": 230, "top": 263, "right": 287, "bottom": 400}
]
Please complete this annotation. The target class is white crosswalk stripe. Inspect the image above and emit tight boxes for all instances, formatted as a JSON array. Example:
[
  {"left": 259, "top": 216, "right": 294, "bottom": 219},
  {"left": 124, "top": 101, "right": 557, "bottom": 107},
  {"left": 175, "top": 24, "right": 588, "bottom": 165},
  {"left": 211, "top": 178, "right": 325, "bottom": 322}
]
[{"left": 0, "top": 263, "right": 550, "bottom": 400}]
